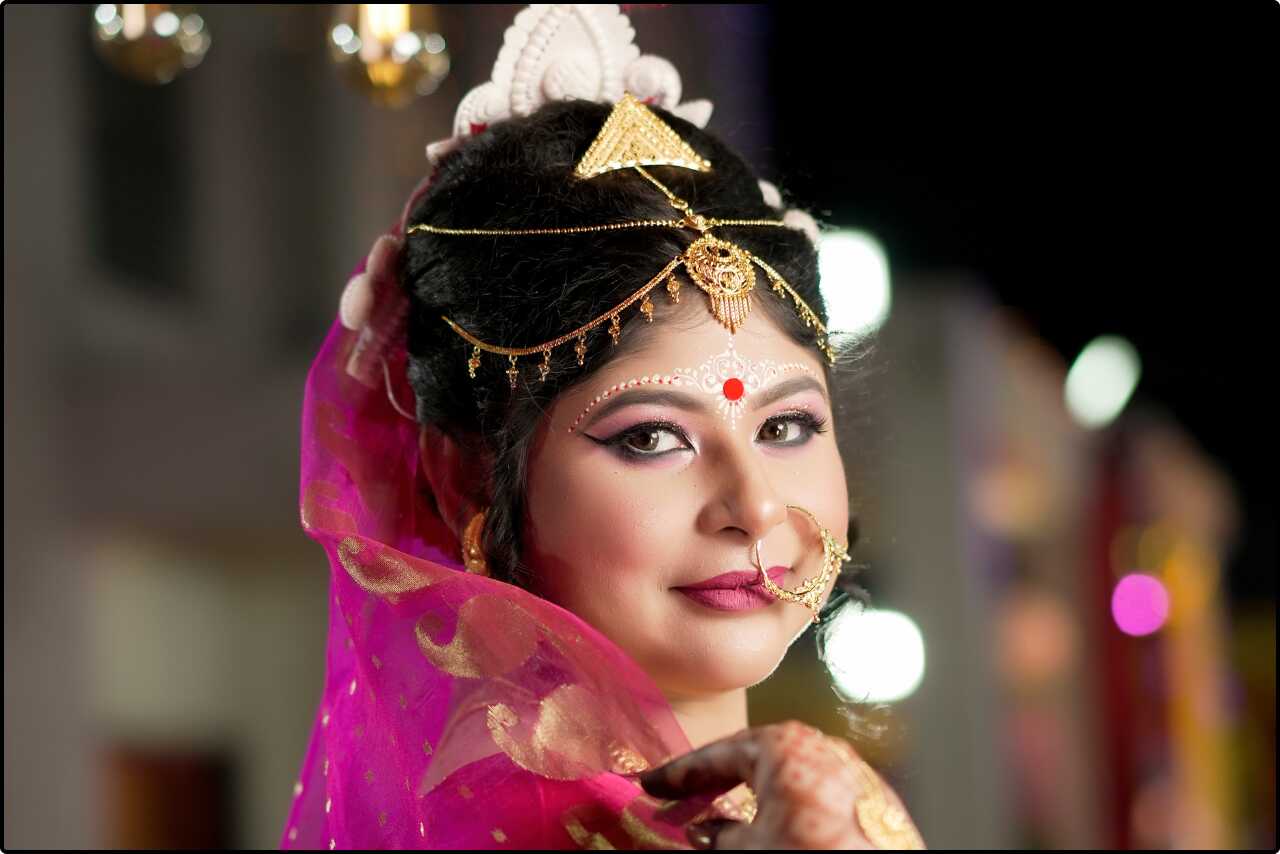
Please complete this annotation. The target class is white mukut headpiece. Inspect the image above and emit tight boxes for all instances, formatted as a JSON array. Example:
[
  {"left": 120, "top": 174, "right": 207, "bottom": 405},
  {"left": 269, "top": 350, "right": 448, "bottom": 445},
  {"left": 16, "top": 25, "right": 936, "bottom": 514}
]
[{"left": 424, "top": 5, "right": 714, "bottom": 166}]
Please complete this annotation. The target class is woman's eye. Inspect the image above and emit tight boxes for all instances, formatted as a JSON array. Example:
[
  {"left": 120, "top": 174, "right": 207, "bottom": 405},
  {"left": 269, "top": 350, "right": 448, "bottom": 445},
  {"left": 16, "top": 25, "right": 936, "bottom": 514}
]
[
  {"left": 596, "top": 419, "right": 691, "bottom": 460},
  {"left": 614, "top": 423, "right": 689, "bottom": 457},
  {"left": 759, "top": 418, "right": 800, "bottom": 443},
  {"left": 758, "top": 410, "right": 830, "bottom": 445}
]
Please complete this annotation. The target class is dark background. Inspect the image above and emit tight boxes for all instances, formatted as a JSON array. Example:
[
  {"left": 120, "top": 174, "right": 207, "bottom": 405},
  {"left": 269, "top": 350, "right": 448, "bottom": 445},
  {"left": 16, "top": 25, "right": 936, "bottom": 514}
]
[{"left": 769, "top": 2, "right": 1276, "bottom": 601}]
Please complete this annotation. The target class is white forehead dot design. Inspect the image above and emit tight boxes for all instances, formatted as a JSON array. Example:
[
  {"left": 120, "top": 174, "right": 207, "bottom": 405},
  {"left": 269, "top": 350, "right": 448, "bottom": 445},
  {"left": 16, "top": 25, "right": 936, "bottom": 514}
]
[
  {"left": 670, "top": 334, "right": 815, "bottom": 431},
  {"left": 567, "top": 334, "right": 816, "bottom": 433}
]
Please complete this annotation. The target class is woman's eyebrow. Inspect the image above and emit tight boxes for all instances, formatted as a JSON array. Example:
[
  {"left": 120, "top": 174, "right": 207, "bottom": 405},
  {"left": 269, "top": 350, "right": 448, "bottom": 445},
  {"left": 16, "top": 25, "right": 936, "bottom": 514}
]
[
  {"left": 587, "top": 388, "right": 702, "bottom": 426},
  {"left": 749, "top": 375, "right": 829, "bottom": 410},
  {"left": 580, "top": 375, "right": 828, "bottom": 430}
]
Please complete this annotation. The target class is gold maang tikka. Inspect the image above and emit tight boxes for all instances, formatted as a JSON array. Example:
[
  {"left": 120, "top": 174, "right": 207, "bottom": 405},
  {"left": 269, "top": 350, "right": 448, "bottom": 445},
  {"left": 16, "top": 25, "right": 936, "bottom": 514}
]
[{"left": 407, "top": 92, "right": 835, "bottom": 390}]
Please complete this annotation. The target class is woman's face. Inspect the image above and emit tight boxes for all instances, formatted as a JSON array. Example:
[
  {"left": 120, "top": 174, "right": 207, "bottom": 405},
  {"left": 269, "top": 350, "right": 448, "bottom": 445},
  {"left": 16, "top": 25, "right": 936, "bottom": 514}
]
[{"left": 523, "top": 303, "right": 849, "bottom": 701}]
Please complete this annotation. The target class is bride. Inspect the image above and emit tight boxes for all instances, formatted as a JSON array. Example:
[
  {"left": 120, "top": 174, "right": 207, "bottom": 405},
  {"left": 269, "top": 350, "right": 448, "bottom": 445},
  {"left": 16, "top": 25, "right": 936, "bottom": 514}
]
[{"left": 283, "top": 5, "right": 924, "bottom": 849}]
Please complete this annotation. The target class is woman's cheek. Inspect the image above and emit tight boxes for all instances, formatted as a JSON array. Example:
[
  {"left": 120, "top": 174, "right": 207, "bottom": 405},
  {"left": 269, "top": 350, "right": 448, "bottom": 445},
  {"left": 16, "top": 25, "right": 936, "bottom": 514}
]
[{"left": 778, "top": 449, "right": 847, "bottom": 574}]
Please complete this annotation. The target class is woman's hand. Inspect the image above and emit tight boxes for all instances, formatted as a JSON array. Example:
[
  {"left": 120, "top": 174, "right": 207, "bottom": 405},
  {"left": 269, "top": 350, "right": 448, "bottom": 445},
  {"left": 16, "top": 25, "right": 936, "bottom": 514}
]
[{"left": 638, "top": 720, "right": 925, "bottom": 850}]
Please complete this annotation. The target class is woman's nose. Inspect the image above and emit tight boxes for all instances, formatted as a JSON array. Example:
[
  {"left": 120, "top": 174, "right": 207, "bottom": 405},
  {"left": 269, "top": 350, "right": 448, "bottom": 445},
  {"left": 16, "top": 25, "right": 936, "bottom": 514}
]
[{"left": 707, "top": 443, "right": 790, "bottom": 545}]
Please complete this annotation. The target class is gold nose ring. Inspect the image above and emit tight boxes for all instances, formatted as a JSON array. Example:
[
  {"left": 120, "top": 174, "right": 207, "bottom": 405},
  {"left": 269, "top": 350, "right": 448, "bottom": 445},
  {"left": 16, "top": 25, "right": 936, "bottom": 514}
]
[{"left": 752, "top": 505, "right": 851, "bottom": 622}]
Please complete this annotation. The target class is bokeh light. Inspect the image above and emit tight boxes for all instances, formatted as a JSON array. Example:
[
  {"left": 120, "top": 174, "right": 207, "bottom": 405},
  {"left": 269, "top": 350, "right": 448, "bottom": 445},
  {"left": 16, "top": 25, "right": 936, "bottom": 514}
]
[
  {"left": 91, "top": 4, "right": 211, "bottom": 85},
  {"left": 328, "top": 4, "right": 451, "bottom": 107},
  {"left": 996, "top": 587, "right": 1079, "bottom": 690},
  {"left": 1111, "top": 573, "right": 1170, "bottom": 636},
  {"left": 1065, "top": 334, "right": 1141, "bottom": 429},
  {"left": 818, "top": 229, "right": 891, "bottom": 340},
  {"left": 823, "top": 605, "right": 926, "bottom": 703}
]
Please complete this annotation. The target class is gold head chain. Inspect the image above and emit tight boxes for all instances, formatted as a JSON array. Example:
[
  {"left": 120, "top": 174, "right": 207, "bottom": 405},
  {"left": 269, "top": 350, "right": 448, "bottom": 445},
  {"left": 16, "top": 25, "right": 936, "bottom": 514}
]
[{"left": 407, "top": 92, "right": 834, "bottom": 390}]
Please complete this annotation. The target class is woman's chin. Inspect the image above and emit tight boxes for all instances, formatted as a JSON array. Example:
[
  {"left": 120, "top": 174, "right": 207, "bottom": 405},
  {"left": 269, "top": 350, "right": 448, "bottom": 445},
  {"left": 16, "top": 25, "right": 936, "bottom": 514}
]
[
  {"left": 646, "top": 631, "right": 793, "bottom": 697},
  {"left": 656, "top": 658, "right": 787, "bottom": 698}
]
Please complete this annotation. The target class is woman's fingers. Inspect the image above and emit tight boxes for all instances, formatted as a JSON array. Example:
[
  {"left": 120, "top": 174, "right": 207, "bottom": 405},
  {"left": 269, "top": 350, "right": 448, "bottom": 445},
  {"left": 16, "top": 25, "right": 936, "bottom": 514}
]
[
  {"left": 641, "top": 722, "right": 928, "bottom": 849},
  {"left": 639, "top": 729, "right": 762, "bottom": 799},
  {"left": 638, "top": 720, "right": 828, "bottom": 799}
]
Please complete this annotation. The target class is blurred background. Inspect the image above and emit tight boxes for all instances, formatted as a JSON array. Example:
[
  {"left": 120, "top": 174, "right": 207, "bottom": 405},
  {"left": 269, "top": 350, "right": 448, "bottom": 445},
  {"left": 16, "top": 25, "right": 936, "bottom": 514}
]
[{"left": 3, "top": 3, "right": 1274, "bottom": 849}]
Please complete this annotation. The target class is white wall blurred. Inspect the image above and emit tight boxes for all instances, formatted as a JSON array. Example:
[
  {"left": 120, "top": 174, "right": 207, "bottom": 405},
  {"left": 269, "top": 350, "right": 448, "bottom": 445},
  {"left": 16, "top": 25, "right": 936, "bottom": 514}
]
[{"left": 3, "top": 5, "right": 772, "bottom": 847}]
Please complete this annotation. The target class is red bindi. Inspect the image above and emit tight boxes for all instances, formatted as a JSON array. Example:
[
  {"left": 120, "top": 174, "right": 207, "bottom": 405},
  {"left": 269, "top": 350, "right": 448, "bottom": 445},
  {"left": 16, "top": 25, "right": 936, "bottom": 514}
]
[{"left": 722, "top": 377, "right": 744, "bottom": 401}]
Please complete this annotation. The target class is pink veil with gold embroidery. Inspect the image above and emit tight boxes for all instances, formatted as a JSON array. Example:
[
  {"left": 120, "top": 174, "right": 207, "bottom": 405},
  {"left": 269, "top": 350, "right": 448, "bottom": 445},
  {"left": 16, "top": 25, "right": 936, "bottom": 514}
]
[
  {"left": 276, "top": 6, "right": 772, "bottom": 844},
  {"left": 278, "top": 222, "right": 735, "bottom": 848}
]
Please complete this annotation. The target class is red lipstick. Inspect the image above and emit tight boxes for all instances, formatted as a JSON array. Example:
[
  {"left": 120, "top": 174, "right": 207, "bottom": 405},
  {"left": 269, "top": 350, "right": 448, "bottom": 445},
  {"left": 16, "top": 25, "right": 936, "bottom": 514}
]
[{"left": 674, "top": 566, "right": 788, "bottom": 612}]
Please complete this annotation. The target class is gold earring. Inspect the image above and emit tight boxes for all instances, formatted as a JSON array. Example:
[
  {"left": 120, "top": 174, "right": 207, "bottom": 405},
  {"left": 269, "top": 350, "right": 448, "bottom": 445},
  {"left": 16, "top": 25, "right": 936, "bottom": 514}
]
[
  {"left": 462, "top": 508, "right": 490, "bottom": 576},
  {"left": 753, "top": 505, "right": 851, "bottom": 622}
]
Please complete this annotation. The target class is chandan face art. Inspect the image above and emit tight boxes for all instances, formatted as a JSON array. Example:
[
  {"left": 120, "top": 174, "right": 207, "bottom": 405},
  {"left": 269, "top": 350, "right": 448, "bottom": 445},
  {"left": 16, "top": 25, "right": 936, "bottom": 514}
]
[
  {"left": 567, "top": 335, "right": 818, "bottom": 433},
  {"left": 522, "top": 302, "right": 849, "bottom": 703}
]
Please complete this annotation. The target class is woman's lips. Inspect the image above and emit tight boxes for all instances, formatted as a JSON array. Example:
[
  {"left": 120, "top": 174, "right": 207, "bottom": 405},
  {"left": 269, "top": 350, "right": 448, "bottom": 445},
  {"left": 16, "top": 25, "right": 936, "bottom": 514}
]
[
  {"left": 674, "top": 566, "right": 788, "bottom": 611},
  {"left": 676, "top": 586, "right": 775, "bottom": 610}
]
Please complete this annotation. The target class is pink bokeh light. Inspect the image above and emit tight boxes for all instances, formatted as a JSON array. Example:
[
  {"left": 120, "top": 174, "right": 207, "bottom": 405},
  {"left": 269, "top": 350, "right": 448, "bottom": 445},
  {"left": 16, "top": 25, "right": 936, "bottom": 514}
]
[{"left": 1111, "top": 573, "right": 1170, "bottom": 636}]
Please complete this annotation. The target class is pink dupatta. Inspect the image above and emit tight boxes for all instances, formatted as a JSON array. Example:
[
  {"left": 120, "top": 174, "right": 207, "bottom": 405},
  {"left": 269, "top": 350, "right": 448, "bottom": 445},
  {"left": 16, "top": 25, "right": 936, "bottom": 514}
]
[{"left": 279, "top": 238, "right": 732, "bottom": 848}]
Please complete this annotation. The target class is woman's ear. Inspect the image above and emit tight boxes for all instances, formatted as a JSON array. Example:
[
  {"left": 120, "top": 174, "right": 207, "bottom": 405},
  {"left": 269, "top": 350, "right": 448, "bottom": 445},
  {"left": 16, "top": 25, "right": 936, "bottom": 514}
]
[{"left": 418, "top": 423, "right": 491, "bottom": 539}]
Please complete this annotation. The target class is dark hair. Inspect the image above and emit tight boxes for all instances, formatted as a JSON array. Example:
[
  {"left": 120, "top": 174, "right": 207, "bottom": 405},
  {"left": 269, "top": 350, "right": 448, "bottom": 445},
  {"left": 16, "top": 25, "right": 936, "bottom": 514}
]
[{"left": 401, "top": 99, "right": 875, "bottom": 642}]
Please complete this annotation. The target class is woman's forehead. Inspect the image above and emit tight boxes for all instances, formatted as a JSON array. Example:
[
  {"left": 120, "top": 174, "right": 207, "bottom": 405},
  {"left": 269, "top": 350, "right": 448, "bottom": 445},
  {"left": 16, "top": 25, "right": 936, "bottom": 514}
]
[{"left": 607, "top": 308, "right": 821, "bottom": 379}]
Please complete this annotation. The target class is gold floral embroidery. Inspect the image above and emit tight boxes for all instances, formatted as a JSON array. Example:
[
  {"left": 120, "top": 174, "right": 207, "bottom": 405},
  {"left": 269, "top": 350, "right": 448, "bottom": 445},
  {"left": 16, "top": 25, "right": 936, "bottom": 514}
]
[
  {"left": 853, "top": 761, "right": 925, "bottom": 849},
  {"left": 302, "top": 480, "right": 355, "bottom": 533},
  {"left": 338, "top": 537, "right": 433, "bottom": 597},
  {"left": 561, "top": 804, "right": 622, "bottom": 850},
  {"left": 486, "top": 684, "right": 625, "bottom": 781},
  {"left": 619, "top": 800, "right": 686, "bottom": 850},
  {"left": 712, "top": 784, "right": 757, "bottom": 823},
  {"left": 486, "top": 703, "right": 518, "bottom": 732},
  {"left": 562, "top": 815, "right": 617, "bottom": 850},
  {"left": 607, "top": 743, "right": 649, "bottom": 775},
  {"left": 414, "top": 593, "right": 540, "bottom": 678}
]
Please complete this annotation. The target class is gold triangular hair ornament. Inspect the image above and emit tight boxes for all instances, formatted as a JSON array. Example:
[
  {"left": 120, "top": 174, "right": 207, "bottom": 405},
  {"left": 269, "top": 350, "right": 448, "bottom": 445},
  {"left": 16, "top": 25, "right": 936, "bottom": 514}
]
[{"left": 574, "top": 92, "right": 712, "bottom": 180}]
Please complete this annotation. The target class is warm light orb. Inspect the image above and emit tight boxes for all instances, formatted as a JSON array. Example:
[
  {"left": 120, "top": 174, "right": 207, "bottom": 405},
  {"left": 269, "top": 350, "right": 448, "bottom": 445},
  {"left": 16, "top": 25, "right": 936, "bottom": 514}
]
[
  {"left": 329, "top": 5, "right": 451, "bottom": 108},
  {"left": 1111, "top": 573, "right": 1170, "bottom": 636},
  {"left": 822, "top": 605, "right": 925, "bottom": 703},
  {"left": 818, "top": 230, "right": 891, "bottom": 341},
  {"left": 1065, "top": 334, "right": 1141, "bottom": 429},
  {"left": 91, "top": 4, "right": 211, "bottom": 85}
]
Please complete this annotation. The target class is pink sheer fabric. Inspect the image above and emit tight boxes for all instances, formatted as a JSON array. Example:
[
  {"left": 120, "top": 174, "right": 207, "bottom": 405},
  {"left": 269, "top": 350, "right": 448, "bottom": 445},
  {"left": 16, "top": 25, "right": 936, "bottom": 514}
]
[{"left": 279, "top": 250, "right": 734, "bottom": 848}]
